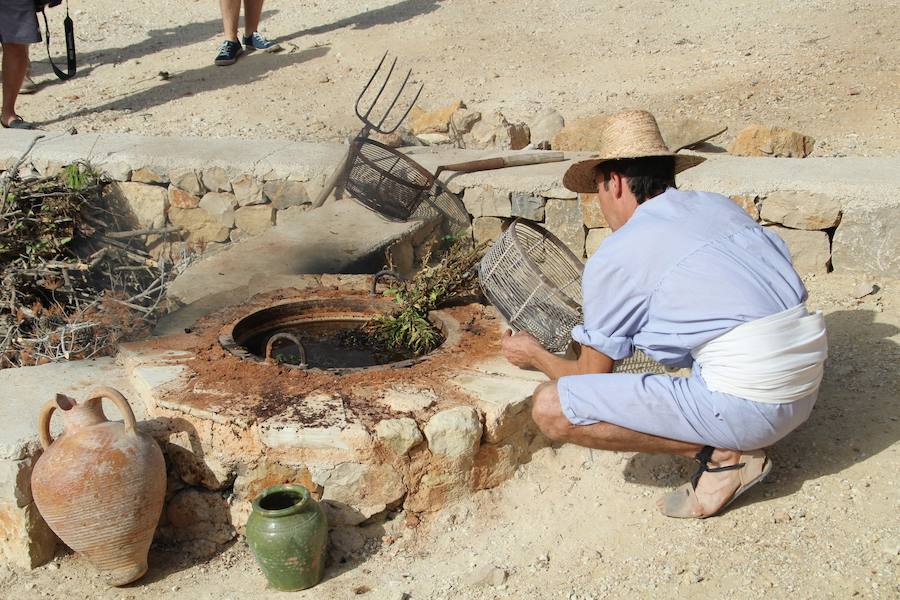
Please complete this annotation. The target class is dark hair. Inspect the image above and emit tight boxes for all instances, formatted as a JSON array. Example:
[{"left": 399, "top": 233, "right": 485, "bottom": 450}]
[{"left": 596, "top": 156, "right": 676, "bottom": 203}]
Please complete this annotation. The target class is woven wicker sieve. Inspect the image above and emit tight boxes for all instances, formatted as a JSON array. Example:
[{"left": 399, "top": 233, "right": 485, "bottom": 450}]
[
  {"left": 344, "top": 138, "right": 434, "bottom": 221},
  {"left": 479, "top": 218, "right": 668, "bottom": 374}
]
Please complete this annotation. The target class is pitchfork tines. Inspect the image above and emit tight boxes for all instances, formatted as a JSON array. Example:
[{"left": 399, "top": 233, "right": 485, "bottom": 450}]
[{"left": 356, "top": 51, "right": 424, "bottom": 135}]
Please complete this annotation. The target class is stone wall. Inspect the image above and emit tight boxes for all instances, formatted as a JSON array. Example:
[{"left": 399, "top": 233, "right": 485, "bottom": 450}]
[
  {"left": 8, "top": 156, "right": 850, "bottom": 277},
  {"left": 16, "top": 161, "right": 317, "bottom": 261},
  {"left": 1, "top": 131, "right": 897, "bottom": 278},
  {"left": 464, "top": 187, "right": 841, "bottom": 274}
]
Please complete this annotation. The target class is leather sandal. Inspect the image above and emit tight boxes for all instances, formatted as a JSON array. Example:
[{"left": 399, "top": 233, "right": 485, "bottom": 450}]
[{"left": 659, "top": 446, "right": 772, "bottom": 519}]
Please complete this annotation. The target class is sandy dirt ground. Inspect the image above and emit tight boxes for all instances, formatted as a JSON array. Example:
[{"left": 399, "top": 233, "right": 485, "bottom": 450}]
[
  {"left": 2, "top": 1, "right": 899, "bottom": 598},
  {"left": 1, "top": 277, "right": 898, "bottom": 599},
  {"left": 15, "top": 0, "right": 900, "bottom": 156}
]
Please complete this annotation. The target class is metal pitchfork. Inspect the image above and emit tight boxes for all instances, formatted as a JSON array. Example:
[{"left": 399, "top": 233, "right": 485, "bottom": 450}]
[{"left": 311, "top": 52, "right": 424, "bottom": 209}]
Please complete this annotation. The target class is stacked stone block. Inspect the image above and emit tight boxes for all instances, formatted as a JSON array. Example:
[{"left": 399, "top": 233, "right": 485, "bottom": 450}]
[
  {"left": 462, "top": 183, "right": 846, "bottom": 273},
  {"left": 0, "top": 451, "right": 58, "bottom": 568},
  {"left": 101, "top": 166, "right": 313, "bottom": 258},
  {"left": 759, "top": 191, "right": 842, "bottom": 275}
]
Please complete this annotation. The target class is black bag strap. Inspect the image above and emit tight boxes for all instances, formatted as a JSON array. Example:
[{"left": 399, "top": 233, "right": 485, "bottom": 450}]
[{"left": 40, "top": 0, "right": 76, "bottom": 81}]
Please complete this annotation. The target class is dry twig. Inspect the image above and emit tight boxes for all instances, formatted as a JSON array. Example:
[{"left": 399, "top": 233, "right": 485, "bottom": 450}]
[{"left": 0, "top": 162, "right": 195, "bottom": 368}]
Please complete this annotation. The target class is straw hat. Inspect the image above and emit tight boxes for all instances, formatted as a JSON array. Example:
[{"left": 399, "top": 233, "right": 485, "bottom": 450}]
[{"left": 562, "top": 110, "right": 706, "bottom": 193}]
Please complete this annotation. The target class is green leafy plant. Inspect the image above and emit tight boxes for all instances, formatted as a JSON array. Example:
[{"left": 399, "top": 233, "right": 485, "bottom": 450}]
[
  {"left": 371, "top": 237, "right": 486, "bottom": 355},
  {"left": 62, "top": 162, "right": 100, "bottom": 191}
]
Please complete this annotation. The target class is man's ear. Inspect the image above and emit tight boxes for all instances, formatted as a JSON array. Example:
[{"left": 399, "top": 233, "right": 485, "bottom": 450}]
[{"left": 610, "top": 171, "right": 624, "bottom": 198}]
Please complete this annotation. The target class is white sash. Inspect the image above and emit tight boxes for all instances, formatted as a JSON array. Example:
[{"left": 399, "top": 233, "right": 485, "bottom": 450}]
[{"left": 691, "top": 304, "right": 828, "bottom": 404}]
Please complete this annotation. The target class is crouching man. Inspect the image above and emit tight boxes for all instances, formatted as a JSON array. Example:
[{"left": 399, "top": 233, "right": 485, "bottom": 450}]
[{"left": 501, "top": 110, "right": 827, "bottom": 518}]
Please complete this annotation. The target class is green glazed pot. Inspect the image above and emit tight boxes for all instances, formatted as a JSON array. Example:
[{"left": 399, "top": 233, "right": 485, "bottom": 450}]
[{"left": 246, "top": 484, "right": 328, "bottom": 591}]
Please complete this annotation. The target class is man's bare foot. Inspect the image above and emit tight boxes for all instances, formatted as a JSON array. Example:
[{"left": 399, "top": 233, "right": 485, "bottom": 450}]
[{"left": 657, "top": 448, "right": 771, "bottom": 518}]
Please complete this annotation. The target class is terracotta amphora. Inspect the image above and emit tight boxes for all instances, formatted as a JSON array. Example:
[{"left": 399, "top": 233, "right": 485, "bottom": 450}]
[{"left": 31, "top": 387, "right": 166, "bottom": 586}]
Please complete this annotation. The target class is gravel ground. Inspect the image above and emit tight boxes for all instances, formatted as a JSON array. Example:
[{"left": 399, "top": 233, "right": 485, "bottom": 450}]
[
  {"left": 15, "top": 0, "right": 900, "bottom": 156},
  {"left": 2, "top": 273, "right": 898, "bottom": 598}
]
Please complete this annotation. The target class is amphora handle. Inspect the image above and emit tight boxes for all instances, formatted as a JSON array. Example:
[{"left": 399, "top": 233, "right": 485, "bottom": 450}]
[
  {"left": 38, "top": 397, "right": 63, "bottom": 450},
  {"left": 88, "top": 386, "right": 138, "bottom": 434},
  {"left": 37, "top": 387, "right": 138, "bottom": 450}
]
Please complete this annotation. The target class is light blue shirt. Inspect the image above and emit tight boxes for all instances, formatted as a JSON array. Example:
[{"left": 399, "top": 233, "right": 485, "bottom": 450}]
[{"left": 572, "top": 188, "right": 807, "bottom": 368}]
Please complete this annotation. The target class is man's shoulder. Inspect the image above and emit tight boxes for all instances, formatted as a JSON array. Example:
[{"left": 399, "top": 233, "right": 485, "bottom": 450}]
[
  {"left": 631, "top": 188, "right": 756, "bottom": 234},
  {"left": 587, "top": 188, "right": 756, "bottom": 280},
  {"left": 654, "top": 188, "right": 741, "bottom": 212}
]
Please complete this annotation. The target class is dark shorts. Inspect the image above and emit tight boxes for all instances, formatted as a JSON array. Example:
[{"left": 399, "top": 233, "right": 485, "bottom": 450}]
[{"left": 0, "top": 0, "right": 41, "bottom": 44}]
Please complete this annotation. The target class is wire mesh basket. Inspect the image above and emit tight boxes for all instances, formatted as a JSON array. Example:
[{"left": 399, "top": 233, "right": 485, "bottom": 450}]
[
  {"left": 344, "top": 138, "right": 435, "bottom": 221},
  {"left": 479, "top": 218, "right": 668, "bottom": 374},
  {"left": 479, "top": 219, "right": 584, "bottom": 352},
  {"left": 410, "top": 185, "right": 471, "bottom": 234}
]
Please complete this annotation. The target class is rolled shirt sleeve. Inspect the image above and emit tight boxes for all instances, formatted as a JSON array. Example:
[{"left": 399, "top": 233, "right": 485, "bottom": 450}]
[{"left": 571, "top": 260, "right": 648, "bottom": 360}]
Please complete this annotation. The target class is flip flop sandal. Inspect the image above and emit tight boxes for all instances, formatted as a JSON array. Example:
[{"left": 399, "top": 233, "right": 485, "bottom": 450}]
[
  {"left": 1, "top": 116, "right": 35, "bottom": 130},
  {"left": 659, "top": 446, "right": 772, "bottom": 519}
]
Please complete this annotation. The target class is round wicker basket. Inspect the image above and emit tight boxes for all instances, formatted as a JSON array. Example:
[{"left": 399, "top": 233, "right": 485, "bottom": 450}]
[{"left": 479, "top": 219, "right": 583, "bottom": 352}]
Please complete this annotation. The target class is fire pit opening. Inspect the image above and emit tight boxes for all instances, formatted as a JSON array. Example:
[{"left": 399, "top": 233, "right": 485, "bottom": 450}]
[{"left": 219, "top": 296, "right": 456, "bottom": 371}]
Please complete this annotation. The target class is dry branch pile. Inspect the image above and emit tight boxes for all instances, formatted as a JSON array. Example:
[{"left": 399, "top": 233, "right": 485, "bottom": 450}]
[{"left": 0, "top": 158, "right": 190, "bottom": 369}]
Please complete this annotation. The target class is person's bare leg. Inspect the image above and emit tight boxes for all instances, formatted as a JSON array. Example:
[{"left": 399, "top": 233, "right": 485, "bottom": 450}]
[
  {"left": 1, "top": 43, "right": 29, "bottom": 127},
  {"left": 20, "top": 54, "right": 37, "bottom": 94},
  {"left": 220, "top": 0, "right": 241, "bottom": 41},
  {"left": 242, "top": 0, "right": 264, "bottom": 36},
  {"left": 531, "top": 381, "right": 748, "bottom": 515},
  {"left": 531, "top": 382, "right": 702, "bottom": 455}
]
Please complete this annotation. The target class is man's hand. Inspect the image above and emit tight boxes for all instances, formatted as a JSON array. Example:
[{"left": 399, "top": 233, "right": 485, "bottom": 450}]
[
  {"left": 500, "top": 329, "right": 544, "bottom": 369},
  {"left": 499, "top": 329, "right": 615, "bottom": 379}
]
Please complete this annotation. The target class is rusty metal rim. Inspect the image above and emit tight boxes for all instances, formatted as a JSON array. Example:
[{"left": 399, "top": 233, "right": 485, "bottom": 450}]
[{"left": 218, "top": 296, "right": 461, "bottom": 373}]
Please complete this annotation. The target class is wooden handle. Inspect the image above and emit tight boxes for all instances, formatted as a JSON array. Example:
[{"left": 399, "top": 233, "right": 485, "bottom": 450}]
[
  {"left": 88, "top": 387, "right": 138, "bottom": 435},
  {"left": 435, "top": 151, "right": 565, "bottom": 176},
  {"left": 499, "top": 151, "right": 565, "bottom": 167},
  {"left": 312, "top": 144, "right": 355, "bottom": 209}
]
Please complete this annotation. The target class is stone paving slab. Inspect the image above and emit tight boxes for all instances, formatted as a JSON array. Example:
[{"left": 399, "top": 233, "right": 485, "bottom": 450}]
[
  {"left": 464, "top": 355, "right": 550, "bottom": 383},
  {"left": 449, "top": 371, "right": 539, "bottom": 444}
]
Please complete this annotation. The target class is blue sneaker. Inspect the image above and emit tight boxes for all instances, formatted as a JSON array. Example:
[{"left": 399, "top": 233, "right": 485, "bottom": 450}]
[
  {"left": 242, "top": 32, "right": 282, "bottom": 53},
  {"left": 214, "top": 40, "right": 243, "bottom": 66}
]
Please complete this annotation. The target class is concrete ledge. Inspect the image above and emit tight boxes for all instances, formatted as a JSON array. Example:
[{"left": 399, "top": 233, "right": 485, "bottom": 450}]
[
  {"left": 0, "top": 130, "right": 342, "bottom": 182},
  {"left": 166, "top": 199, "right": 438, "bottom": 307},
  {"left": 0, "top": 358, "right": 142, "bottom": 461}
]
